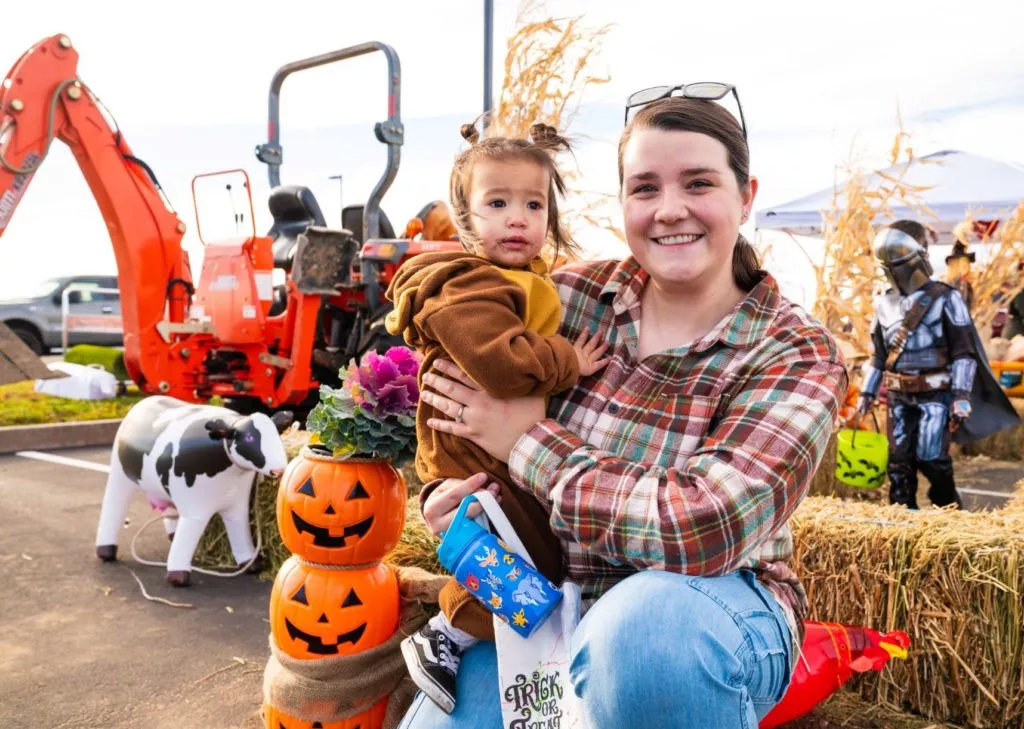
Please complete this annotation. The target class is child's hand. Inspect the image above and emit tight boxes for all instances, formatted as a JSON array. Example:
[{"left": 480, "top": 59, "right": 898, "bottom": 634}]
[{"left": 573, "top": 329, "right": 611, "bottom": 376}]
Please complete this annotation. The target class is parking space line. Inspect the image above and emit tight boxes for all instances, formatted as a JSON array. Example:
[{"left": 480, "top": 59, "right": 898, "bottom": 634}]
[
  {"left": 958, "top": 487, "right": 1012, "bottom": 499},
  {"left": 15, "top": 450, "right": 110, "bottom": 473}
]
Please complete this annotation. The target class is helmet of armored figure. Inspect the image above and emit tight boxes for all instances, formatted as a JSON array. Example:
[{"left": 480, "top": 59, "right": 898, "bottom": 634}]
[{"left": 873, "top": 220, "right": 934, "bottom": 295}]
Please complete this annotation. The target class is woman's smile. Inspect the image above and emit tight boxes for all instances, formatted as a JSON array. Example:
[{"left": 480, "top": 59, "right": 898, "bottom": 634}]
[{"left": 651, "top": 233, "right": 704, "bottom": 246}]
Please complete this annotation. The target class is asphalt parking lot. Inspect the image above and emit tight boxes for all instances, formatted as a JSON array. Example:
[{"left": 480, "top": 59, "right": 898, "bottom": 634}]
[
  {"left": 0, "top": 446, "right": 269, "bottom": 729},
  {"left": 0, "top": 444, "right": 1018, "bottom": 728}
]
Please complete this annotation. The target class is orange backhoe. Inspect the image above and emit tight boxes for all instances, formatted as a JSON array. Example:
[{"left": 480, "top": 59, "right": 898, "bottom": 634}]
[{"left": 0, "top": 33, "right": 460, "bottom": 412}]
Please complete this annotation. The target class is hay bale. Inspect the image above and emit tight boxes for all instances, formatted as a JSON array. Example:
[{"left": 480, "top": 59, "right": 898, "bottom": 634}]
[
  {"left": 192, "top": 426, "right": 311, "bottom": 576},
  {"left": 808, "top": 432, "right": 839, "bottom": 496},
  {"left": 959, "top": 397, "right": 1024, "bottom": 461},
  {"left": 791, "top": 492, "right": 1024, "bottom": 728},
  {"left": 388, "top": 499, "right": 443, "bottom": 575},
  {"left": 790, "top": 689, "right": 963, "bottom": 729},
  {"left": 809, "top": 432, "right": 887, "bottom": 504}
]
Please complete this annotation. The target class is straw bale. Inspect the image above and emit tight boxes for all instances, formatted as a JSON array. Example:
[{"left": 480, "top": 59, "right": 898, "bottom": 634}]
[
  {"left": 387, "top": 499, "right": 443, "bottom": 576},
  {"left": 192, "top": 426, "right": 310, "bottom": 575},
  {"left": 790, "top": 689, "right": 965, "bottom": 729},
  {"left": 958, "top": 397, "right": 1024, "bottom": 461},
  {"left": 791, "top": 494, "right": 1024, "bottom": 728},
  {"left": 809, "top": 432, "right": 841, "bottom": 497}
]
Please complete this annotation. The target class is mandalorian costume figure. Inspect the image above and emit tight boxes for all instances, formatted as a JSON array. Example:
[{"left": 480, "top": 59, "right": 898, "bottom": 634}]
[{"left": 858, "top": 220, "right": 1020, "bottom": 509}]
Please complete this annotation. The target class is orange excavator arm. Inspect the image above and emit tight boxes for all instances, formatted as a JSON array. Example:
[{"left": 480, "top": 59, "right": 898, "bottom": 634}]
[{"left": 0, "top": 33, "right": 193, "bottom": 392}]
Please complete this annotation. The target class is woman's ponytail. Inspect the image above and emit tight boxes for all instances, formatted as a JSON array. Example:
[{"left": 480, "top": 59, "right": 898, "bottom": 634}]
[{"left": 732, "top": 234, "right": 762, "bottom": 291}]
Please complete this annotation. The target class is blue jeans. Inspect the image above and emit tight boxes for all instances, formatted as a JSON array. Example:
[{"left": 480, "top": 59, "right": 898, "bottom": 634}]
[{"left": 397, "top": 569, "right": 793, "bottom": 729}]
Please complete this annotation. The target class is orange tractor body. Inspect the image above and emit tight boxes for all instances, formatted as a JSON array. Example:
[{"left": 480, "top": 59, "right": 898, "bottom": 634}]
[{"left": 0, "top": 33, "right": 459, "bottom": 411}]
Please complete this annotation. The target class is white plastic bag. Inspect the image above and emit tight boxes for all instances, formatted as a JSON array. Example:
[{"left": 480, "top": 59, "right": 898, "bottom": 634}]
[
  {"left": 34, "top": 362, "right": 117, "bottom": 400},
  {"left": 471, "top": 491, "right": 589, "bottom": 729}
]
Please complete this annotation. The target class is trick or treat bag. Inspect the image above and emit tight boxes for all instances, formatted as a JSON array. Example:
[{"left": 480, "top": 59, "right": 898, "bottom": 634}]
[{"left": 439, "top": 491, "right": 588, "bottom": 729}]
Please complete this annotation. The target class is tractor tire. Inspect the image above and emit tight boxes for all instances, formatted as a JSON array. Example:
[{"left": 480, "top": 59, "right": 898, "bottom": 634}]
[
  {"left": 7, "top": 323, "right": 44, "bottom": 355},
  {"left": 358, "top": 307, "right": 405, "bottom": 357},
  {"left": 221, "top": 397, "right": 272, "bottom": 417},
  {"left": 361, "top": 325, "right": 406, "bottom": 356}
]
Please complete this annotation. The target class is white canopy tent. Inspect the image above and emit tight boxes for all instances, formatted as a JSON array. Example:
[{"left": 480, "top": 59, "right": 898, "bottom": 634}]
[{"left": 755, "top": 150, "right": 1024, "bottom": 248}]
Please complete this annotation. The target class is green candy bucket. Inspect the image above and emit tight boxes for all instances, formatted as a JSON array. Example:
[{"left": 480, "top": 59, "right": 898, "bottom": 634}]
[{"left": 834, "top": 412, "right": 888, "bottom": 489}]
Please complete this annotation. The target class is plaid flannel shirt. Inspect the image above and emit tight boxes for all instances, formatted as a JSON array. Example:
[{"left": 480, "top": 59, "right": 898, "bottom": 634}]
[{"left": 507, "top": 257, "right": 847, "bottom": 650}]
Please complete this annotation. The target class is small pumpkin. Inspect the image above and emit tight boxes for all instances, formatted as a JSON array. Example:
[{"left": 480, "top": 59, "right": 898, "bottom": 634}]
[
  {"left": 277, "top": 448, "right": 407, "bottom": 565},
  {"left": 263, "top": 699, "right": 387, "bottom": 729},
  {"left": 270, "top": 556, "right": 399, "bottom": 661}
]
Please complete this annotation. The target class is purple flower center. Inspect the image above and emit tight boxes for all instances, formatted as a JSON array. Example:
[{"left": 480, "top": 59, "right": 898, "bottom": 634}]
[{"left": 344, "top": 346, "right": 422, "bottom": 417}]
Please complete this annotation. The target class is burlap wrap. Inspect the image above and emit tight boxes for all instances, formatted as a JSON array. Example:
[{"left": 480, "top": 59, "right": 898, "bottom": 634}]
[{"left": 262, "top": 565, "right": 450, "bottom": 729}]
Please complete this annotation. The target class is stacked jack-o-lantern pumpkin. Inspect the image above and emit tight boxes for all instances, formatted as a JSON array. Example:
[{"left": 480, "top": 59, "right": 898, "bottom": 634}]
[{"left": 264, "top": 447, "right": 407, "bottom": 729}]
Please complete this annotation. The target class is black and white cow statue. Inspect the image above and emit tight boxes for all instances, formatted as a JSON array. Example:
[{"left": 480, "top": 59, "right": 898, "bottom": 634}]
[{"left": 95, "top": 396, "right": 293, "bottom": 586}]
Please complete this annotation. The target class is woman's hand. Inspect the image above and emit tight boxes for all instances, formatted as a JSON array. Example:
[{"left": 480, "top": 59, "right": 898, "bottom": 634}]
[
  {"left": 422, "top": 473, "right": 502, "bottom": 536},
  {"left": 421, "top": 359, "right": 547, "bottom": 463}
]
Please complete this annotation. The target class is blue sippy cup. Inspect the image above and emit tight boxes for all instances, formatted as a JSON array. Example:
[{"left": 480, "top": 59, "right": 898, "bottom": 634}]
[{"left": 437, "top": 493, "right": 562, "bottom": 638}]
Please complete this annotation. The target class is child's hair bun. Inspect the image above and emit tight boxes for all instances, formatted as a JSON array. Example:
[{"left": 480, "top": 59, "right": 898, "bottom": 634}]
[
  {"left": 460, "top": 122, "right": 480, "bottom": 144},
  {"left": 529, "top": 123, "right": 557, "bottom": 142},
  {"left": 529, "top": 122, "right": 571, "bottom": 152}
]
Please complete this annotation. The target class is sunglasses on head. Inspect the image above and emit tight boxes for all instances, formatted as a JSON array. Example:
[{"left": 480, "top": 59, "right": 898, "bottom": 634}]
[{"left": 623, "top": 82, "right": 747, "bottom": 140}]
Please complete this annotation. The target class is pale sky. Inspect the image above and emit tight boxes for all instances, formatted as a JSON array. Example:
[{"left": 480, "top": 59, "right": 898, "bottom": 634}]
[{"left": 3, "top": 0, "right": 1024, "bottom": 307}]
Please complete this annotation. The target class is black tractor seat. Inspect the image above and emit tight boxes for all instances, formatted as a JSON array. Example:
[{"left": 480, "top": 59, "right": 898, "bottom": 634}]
[
  {"left": 342, "top": 204, "right": 396, "bottom": 244},
  {"left": 267, "top": 185, "right": 327, "bottom": 271}
]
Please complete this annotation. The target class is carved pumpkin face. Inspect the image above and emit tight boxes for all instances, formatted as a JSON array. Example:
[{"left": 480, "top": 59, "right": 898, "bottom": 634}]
[
  {"left": 277, "top": 453, "right": 407, "bottom": 564},
  {"left": 262, "top": 699, "right": 387, "bottom": 729},
  {"left": 270, "top": 556, "right": 399, "bottom": 660}
]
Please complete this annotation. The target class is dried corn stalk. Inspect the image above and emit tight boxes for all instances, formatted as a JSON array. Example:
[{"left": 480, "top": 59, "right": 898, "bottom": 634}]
[
  {"left": 490, "top": 0, "right": 620, "bottom": 260},
  {"left": 956, "top": 203, "right": 1024, "bottom": 337},
  {"left": 812, "top": 124, "right": 934, "bottom": 365},
  {"left": 490, "top": 0, "right": 610, "bottom": 140}
]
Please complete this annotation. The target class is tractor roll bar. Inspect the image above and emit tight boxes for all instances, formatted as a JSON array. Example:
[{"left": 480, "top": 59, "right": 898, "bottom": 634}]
[{"left": 255, "top": 41, "right": 403, "bottom": 243}]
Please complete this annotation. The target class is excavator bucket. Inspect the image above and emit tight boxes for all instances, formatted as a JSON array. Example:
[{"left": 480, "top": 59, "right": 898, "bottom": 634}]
[{"left": 0, "top": 322, "right": 64, "bottom": 386}]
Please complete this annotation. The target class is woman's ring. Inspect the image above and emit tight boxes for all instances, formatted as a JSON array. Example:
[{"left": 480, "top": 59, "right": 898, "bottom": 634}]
[{"left": 455, "top": 405, "right": 465, "bottom": 424}]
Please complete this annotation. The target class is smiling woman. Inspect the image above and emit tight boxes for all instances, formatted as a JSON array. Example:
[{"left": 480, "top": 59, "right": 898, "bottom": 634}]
[
  {"left": 398, "top": 94, "right": 848, "bottom": 729},
  {"left": 617, "top": 99, "right": 764, "bottom": 357}
]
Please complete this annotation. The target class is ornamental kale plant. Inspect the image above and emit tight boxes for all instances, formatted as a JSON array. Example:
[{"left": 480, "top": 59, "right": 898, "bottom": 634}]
[{"left": 305, "top": 346, "right": 422, "bottom": 464}]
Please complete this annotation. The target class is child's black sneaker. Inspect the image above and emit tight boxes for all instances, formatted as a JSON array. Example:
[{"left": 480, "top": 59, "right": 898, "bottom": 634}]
[{"left": 401, "top": 624, "right": 463, "bottom": 714}]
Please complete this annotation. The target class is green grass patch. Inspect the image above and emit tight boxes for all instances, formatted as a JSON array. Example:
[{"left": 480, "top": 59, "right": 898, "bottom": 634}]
[
  {"left": 0, "top": 380, "right": 145, "bottom": 427},
  {"left": 63, "top": 344, "right": 130, "bottom": 381}
]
